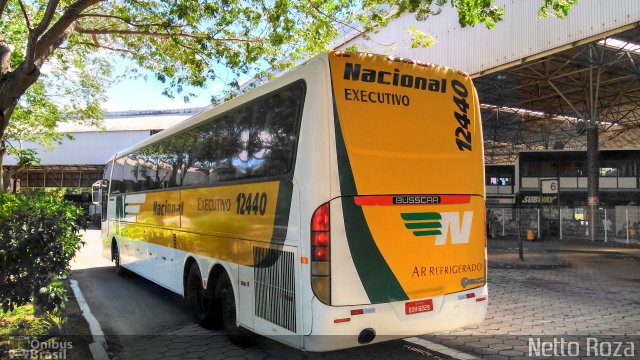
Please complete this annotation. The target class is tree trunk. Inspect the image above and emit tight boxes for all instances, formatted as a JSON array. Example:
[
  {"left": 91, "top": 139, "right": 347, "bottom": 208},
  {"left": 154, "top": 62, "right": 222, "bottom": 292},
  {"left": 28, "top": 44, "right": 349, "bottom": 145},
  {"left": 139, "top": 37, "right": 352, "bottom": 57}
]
[
  {"left": 11, "top": 170, "right": 17, "bottom": 193},
  {"left": 0, "top": 138, "right": 6, "bottom": 190},
  {"left": 0, "top": 149, "right": 4, "bottom": 193}
]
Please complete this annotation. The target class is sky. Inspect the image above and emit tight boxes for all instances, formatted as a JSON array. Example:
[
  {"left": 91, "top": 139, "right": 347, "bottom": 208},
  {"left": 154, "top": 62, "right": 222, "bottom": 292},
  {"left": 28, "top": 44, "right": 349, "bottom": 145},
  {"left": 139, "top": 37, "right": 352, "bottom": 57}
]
[
  {"left": 102, "top": 76, "right": 215, "bottom": 112},
  {"left": 102, "top": 70, "right": 220, "bottom": 112},
  {"left": 101, "top": 58, "right": 232, "bottom": 112}
]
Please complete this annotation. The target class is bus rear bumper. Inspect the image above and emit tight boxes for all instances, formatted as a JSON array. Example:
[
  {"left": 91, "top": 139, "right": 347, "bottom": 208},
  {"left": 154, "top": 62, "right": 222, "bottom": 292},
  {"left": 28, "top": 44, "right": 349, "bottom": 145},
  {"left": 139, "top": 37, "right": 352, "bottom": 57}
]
[{"left": 303, "top": 285, "right": 488, "bottom": 352}]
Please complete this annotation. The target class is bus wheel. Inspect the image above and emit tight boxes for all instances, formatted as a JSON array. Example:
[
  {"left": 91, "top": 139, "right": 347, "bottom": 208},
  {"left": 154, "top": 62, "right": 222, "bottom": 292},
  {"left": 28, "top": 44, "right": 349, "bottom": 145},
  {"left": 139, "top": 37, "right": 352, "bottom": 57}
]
[
  {"left": 187, "top": 263, "right": 219, "bottom": 328},
  {"left": 112, "top": 241, "right": 125, "bottom": 276},
  {"left": 218, "top": 275, "right": 253, "bottom": 346}
]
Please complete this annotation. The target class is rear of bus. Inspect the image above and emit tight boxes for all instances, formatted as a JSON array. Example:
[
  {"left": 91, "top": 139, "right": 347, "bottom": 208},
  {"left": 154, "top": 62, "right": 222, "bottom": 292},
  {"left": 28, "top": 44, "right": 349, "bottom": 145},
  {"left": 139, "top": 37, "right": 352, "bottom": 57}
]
[{"left": 305, "top": 51, "right": 487, "bottom": 351}]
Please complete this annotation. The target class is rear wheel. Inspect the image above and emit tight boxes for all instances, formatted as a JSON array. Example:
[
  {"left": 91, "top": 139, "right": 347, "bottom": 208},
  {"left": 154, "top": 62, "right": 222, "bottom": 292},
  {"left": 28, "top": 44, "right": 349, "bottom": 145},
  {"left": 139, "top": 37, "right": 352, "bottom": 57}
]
[
  {"left": 218, "top": 275, "right": 253, "bottom": 346},
  {"left": 112, "top": 241, "right": 125, "bottom": 276},
  {"left": 187, "top": 263, "right": 221, "bottom": 328}
]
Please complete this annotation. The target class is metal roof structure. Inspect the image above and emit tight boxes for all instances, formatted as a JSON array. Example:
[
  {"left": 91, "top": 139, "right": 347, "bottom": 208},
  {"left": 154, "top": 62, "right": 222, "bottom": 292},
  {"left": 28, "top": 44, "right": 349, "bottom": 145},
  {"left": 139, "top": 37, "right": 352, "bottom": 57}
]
[
  {"left": 478, "top": 27, "right": 640, "bottom": 164},
  {"left": 335, "top": 0, "right": 640, "bottom": 164}
]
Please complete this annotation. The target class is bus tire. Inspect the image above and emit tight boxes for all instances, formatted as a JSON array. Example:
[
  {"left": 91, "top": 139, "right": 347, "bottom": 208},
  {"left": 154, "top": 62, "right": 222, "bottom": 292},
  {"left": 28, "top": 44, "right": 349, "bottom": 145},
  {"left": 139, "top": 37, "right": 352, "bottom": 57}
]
[
  {"left": 187, "top": 263, "right": 219, "bottom": 328},
  {"left": 112, "top": 241, "right": 125, "bottom": 276},
  {"left": 218, "top": 275, "right": 253, "bottom": 346}
]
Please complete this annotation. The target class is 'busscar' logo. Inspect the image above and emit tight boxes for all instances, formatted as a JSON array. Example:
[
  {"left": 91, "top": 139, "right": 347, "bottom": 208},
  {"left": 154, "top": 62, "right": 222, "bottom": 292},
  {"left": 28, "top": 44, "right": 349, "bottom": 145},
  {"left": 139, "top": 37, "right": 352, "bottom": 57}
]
[
  {"left": 401, "top": 211, "right": 473, "bottom": 245},
  {"left": 393, "top": 196, "right": 440, "bottom": 204}
]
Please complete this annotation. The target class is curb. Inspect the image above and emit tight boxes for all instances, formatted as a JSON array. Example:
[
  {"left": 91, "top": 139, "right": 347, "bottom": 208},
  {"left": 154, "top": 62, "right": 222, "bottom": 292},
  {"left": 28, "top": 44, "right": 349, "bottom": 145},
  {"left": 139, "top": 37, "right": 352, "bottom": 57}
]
[
  {"left": 489, "top": 260, "right": 568, "bottom": 269},
  {"left": 489, "top": 249, "right": 568, "bottom": 269},
  {"left": 545, "top": 248, "right": 640, "bottom": 260},
  {"left": 70, "top": 280, "right": 110, "bottom": 360},
  {"left": 490, "top": 247, "right": 640, "bottom": 260},
  {"left": 404, "top": 337, "right": 479, "bottom": 360}
]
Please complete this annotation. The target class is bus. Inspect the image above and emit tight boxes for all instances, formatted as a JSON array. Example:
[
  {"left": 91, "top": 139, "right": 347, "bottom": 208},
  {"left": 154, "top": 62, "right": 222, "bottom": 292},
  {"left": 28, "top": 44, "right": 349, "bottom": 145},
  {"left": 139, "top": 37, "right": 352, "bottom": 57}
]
[{"left": 92, "top": 51, "right": 487, "bottom": 351}]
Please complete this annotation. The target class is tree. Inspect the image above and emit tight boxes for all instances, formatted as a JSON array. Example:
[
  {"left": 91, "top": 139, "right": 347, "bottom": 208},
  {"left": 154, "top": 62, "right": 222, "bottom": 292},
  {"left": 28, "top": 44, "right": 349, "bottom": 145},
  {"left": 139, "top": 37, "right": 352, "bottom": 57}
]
[{"left": 0, "top": 0, "right": 577, "bottom": 191}]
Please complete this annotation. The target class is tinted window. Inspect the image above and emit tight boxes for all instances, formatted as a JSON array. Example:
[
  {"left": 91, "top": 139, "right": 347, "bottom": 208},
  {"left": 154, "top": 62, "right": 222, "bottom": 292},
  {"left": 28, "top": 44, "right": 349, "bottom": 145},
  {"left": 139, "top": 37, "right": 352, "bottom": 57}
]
[
  {"left": 114, "top": 80, "right": 305, "bottom": 193},
  {"left": 110, "top": 157, "right": 125, "bottom": 194}
]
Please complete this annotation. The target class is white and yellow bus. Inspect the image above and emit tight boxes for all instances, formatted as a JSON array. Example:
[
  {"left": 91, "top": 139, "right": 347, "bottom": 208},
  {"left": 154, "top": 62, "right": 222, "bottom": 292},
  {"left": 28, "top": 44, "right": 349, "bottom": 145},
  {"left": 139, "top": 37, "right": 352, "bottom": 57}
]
[{"left": 93, "top": 51, "right": 487, "bottom": 351}]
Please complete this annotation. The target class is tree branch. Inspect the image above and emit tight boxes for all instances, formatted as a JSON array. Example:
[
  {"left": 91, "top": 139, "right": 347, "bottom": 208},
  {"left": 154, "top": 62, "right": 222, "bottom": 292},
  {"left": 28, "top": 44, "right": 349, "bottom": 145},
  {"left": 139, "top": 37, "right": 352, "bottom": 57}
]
[
  {"left": 77, "top": 27, "right": 265, "bottom": 42},
  {"left": 306, "top": 0, "right": 358, "bottom": 34},
  {"left": 17, "top": 0, "right": 33, "bottom": 29},
  {"left": 79, "top": 13, "right": 183, "bottom": 29},
  {"left": 33, "top": 0, "right": 104, "bottom": 68},
  {"left": 76, "top": 40, "right": 138, "bottom": 57},
  {"left": 24, "top": 0, "right": 62, "bottom": 69},
  {"left": 33, "top": 0, "right": 61, "bottom": 37},
  {"left": 305, "top": 0, "right": 393, "bottom": 48},
  {"left": 0, "top": 0, "right": 9, "bottom": 19},
  {"left": 0, "top": 37, "right": 11, "bottom": 75}
]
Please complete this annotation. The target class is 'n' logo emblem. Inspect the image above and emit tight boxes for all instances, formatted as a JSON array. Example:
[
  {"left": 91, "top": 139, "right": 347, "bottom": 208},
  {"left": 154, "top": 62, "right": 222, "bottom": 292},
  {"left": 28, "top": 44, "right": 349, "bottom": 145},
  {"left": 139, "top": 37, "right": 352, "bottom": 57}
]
[{"left": 401, "top": 211, "right": 473, "bottom": 245}]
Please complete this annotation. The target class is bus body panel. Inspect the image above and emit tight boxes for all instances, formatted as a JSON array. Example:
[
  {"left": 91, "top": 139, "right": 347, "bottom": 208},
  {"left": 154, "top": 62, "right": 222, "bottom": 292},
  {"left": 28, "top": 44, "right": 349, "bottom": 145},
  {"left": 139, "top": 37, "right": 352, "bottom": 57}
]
[
  {"left": 326, "top": 53, "right": 487, "bottom": 307},
  {"left": 305, "top": 284, "right": 488, "bottom": 352},
  {"left": 330, "top": 195, "right": 486, "bottom": 306},
  {"left": 101, "top": 56, "right": 330, "bottom": 347}
]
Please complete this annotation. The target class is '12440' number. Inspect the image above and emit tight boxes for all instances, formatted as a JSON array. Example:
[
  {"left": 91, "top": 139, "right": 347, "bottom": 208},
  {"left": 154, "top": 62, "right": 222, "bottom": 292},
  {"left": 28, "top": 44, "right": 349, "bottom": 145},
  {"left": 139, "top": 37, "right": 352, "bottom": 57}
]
[
  {"left": 236, "top": 192, "right": 267, "bottom": 216},
  {"left": 451, "top": 79, "right": 472, "bottom": 151}
]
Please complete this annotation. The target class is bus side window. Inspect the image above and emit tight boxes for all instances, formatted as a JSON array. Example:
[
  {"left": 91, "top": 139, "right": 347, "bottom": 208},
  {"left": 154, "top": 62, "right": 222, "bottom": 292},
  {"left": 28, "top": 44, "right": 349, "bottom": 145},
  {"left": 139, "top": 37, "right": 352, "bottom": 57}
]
[
  {"left": 111, "top": 157, "right": 125, "bottom": 195},
  {"left": 249, "top": 81, "right": 305, "bottom": 178}
]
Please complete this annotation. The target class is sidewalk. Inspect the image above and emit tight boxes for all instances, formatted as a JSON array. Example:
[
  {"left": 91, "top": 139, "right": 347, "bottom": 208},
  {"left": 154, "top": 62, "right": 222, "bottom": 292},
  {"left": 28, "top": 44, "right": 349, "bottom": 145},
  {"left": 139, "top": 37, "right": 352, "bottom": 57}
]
[{"left": 487, "top": 237, "right": 640, "bottom": 269}]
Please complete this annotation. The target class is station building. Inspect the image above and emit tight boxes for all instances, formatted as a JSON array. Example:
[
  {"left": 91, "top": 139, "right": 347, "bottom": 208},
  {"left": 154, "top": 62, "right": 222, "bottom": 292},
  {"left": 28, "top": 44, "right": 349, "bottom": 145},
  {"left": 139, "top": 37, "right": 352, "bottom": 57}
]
[{"left": 2, "top": 108, "right": 203, "bottom": 192}]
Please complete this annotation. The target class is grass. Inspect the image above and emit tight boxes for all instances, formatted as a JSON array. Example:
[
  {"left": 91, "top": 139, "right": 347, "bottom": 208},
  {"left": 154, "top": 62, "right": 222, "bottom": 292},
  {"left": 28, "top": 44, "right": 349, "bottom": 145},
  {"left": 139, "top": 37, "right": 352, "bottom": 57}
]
[
  {"left": 0, "top": 304, "right": 53, "bottom": 353},
  {"left": 0, "top": 284, "right": 93, "bottom": 360},
  {"left": 0, "top": 304, "right": 51, "bottom": 337}
]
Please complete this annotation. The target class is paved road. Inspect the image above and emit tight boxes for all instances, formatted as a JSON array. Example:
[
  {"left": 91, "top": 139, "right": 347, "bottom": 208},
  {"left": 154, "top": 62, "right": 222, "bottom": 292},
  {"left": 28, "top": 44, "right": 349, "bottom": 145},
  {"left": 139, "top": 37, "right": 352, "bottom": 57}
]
[
  {"left": 425, "top": 251, "right": 640, "bottom": 359},
  {"left": 70, "top": 231, "right": 450, "bottom": 360},
  {"left": 71, "top": 231, "right": 640, "bottom": 359}
]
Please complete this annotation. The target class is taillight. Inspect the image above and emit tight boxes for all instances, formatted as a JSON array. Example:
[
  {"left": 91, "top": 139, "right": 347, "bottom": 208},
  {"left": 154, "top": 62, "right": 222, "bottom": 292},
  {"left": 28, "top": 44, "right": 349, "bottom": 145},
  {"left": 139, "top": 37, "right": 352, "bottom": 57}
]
[{"left": 311, "top": 202, "right": 330, "bottom": 304}]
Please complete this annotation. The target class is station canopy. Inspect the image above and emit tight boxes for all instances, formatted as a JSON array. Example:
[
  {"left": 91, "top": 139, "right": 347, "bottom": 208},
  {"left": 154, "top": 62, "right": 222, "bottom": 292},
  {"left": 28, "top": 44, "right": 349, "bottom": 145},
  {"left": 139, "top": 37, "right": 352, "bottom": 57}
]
[{"left": 476, "top": 27, "right": 640, "bottom": 164}]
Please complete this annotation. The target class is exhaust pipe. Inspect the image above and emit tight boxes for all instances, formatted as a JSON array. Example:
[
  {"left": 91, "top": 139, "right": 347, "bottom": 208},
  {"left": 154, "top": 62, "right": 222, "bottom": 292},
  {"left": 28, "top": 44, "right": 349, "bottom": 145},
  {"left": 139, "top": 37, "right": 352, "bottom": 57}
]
[{"left": 358, "top": 328, "right": 376, "bottom": 344}]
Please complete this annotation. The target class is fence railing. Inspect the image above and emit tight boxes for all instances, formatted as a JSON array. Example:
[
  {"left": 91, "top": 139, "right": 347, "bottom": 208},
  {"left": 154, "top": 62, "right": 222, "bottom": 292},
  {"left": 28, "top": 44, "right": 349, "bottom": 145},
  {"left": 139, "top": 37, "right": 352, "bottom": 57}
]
[{"left": 487, "top": 207, "right": 640, "bottom": 243}]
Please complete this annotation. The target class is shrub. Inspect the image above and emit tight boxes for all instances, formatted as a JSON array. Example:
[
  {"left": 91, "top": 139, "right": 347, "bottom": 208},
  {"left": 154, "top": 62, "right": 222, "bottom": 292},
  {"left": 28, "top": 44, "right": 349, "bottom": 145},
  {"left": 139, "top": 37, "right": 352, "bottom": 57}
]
[{"left": 0, "top": 193, "right": 84, "bottom": 313}]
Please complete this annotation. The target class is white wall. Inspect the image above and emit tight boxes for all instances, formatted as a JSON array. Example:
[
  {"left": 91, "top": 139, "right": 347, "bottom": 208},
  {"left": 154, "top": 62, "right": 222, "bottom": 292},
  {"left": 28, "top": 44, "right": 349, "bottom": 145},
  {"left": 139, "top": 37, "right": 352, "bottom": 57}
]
[{"left": 5, "top": 131, "right": 150, "bottom": 166}]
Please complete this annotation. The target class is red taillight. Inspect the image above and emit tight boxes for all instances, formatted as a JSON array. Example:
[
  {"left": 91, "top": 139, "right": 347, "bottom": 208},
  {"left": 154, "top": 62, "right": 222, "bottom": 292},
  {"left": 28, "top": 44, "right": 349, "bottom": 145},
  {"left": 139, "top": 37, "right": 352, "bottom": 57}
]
[
  {"left": 311, "top": 202, "right": 331, "bottom": 304},
  {"left": 311, "top": 203, "right": 329, "bottom": 231},
  {"left": 311, "top": 232, "right": 329, "bottom": 246},
  {"left": 313, "top": 247, "right": 328, "bottom": 261}
]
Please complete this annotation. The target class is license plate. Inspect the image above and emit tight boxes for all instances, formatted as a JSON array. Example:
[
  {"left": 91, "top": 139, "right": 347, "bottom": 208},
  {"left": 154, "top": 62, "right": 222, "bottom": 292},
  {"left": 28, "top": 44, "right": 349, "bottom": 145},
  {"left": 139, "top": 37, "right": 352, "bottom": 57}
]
[{"left": 405, "top": 299, "right": 433, "bottom": 315}]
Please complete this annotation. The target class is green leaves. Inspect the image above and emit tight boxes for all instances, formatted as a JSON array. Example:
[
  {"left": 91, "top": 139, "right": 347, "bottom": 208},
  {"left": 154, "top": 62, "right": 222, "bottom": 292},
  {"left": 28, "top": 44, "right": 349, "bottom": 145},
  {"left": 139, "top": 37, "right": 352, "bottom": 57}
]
[
  {"left": 408, "top": 26, "right": 436, "bottom": 48},
  {"left": 451, "top": 0, "right": 504, "bottom": 29},
  {"left": 538, "top": 0, "right": 578, "bottom": 19},
  {"left": 0, "top": 193, "right": 84, "bottom": 313}
]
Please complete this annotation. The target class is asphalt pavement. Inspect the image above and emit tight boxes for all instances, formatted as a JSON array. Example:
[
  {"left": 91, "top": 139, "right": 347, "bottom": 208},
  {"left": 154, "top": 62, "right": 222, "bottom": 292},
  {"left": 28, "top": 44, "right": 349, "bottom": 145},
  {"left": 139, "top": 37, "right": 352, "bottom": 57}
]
[
  {"left": 70, "top": 231, "right": 640, "bottom": 360},
  {"left": 70, "top": 230, "right": 454, "bottom": 360}
]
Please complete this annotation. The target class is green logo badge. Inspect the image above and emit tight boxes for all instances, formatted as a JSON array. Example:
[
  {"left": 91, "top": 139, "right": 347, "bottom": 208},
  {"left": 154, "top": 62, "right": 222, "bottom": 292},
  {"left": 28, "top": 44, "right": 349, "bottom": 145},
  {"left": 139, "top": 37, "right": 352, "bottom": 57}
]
[
  {"left": 401, "top": 212, "right": 442, "bottom": 236},
  {"left": 401, "top": 211, "right": 474, "bottom": 245}
]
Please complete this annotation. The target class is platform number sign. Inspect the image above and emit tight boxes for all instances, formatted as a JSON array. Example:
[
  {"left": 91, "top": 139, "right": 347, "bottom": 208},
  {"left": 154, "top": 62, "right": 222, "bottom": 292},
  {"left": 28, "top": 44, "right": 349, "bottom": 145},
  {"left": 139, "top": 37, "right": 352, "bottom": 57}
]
[{"left": 541, "top": 179, "right": 558, "bottom": 194}]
